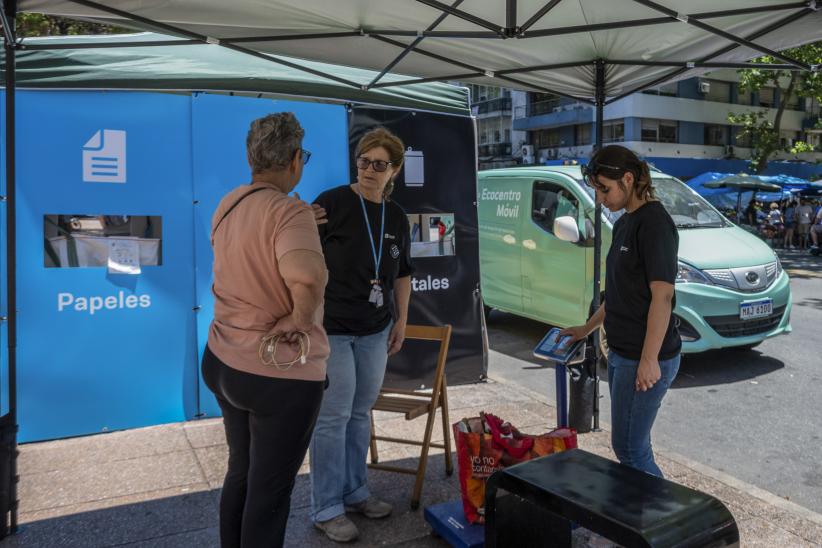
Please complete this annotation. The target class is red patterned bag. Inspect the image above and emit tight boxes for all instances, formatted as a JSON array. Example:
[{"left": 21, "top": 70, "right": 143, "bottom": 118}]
[{"left": 453, "top": 412, "right": 577, "bottom": 524}]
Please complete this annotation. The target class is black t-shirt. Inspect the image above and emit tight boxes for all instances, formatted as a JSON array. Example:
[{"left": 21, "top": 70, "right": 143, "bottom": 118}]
[
  {"left": 314, "top": 185, "right": 414, "bottom": 336},
  {"left": 604, "top": 201, "right": 681, "bottom": 360}
]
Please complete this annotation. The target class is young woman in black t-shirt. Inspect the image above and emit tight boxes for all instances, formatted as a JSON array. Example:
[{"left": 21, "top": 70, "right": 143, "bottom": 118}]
[
  {"left": 309, "top": 127, "right": 414, "bottom": 542},
  {"left": 561, "top": 145, "right": 680, "bottom": 478}
]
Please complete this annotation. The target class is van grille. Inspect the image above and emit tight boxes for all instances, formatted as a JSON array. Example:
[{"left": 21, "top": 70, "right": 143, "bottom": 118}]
[
  {"left": 704, "top": 305, "right": 786, "bottom": 338},
  {"left": 703, "top": 261, "right": 778, "bottom": 293}
]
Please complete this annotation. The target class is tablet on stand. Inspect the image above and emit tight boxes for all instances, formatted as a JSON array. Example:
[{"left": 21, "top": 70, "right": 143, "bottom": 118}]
[{"left": 533, "top": 328, "right": 587, "bottom": 428}]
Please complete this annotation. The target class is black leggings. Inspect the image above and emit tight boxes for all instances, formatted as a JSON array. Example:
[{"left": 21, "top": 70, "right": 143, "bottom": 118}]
[{"left": 202, "top": 345, "right": 324, "bottom": 548}]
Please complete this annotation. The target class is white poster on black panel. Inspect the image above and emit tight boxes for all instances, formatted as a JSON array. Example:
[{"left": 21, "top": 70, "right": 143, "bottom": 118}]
[{"left": 348, "top": 107, "right": 485, "bottom": 387}]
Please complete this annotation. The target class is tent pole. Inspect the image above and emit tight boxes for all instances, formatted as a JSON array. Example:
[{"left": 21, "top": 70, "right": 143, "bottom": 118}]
[
  {"left": 505, "top": 0, "right": 517, "bottom": 34},
  {"left": 592, "top": 59, "right": 605, "bottom": 432},
  {"left": 2, "top": 0, "right": 18, "bottom": 536}
]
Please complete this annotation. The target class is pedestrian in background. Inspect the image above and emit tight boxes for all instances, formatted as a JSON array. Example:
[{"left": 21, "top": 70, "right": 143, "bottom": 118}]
[
  {"left": 561, "top": 144, "right": 680, "bottom": 478},
  {"left": 811, "top": 200, "right": 822, "bottom": 249},
  {"left": 783, "top": 199, "right": 797, "bottom": 249},
  {"left": 764, "top": 202, "right": 783, "bottom": 247},
  {"left": 203, "top": 113, "right": 329, "bottom": 548},
  {"left": 796, "top": 198, "right": 814, "bottom": 249},
  {"left": 310, "top": 127, "right": 414, "bottom": 543}
]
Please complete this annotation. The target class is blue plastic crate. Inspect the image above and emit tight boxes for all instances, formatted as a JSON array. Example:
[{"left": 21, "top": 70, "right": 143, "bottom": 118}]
[{"left": 424, "top": 500, "right": 484, "bottom": 548}]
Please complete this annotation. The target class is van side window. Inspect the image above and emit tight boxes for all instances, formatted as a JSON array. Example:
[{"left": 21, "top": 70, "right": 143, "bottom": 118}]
[{"left": 531, "top": 181, "right": 579, "bottom": 235}]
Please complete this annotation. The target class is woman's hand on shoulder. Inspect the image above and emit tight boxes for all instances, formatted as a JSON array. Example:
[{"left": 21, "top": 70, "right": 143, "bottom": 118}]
[{"left": 293, "top": 192, "right": 327, "bottom": 225}]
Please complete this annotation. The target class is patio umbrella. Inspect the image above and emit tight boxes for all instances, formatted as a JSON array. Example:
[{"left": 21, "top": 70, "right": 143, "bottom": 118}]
[
  {"left": 704, "top": 177, "right": 783, "bottom": 224},
  {"left": 796, "top": 183, "right": 822, "bottom": 197}
]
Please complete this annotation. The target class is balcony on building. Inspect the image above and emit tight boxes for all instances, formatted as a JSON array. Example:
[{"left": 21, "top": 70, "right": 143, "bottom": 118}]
[
  {"left": 472, "top": 96, "right": 512, "bottom": 119},
  {"left": 513, "top": 98, "right": 593, "bottom": 132},
  {"left": 478, "top": 142, "right": 513, "bottom": 158}
]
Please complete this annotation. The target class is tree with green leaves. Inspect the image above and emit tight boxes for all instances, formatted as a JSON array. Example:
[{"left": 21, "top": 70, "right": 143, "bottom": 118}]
[
  {"left": 728, "top": 42, "right": 821, "bottom": 173},
  {"left": 16, "top": 13, "right": 127, "bottom": 38}
]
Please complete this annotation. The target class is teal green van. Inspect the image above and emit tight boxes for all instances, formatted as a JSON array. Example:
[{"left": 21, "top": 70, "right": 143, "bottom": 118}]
[{"left": 477, "top": 165, "right": 792, "bottom": 353}]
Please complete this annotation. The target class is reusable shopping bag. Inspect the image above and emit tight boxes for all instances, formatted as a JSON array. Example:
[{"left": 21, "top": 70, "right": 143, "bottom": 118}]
[{"left": 453, "top": 412, "right": 577, "bottom": 524}]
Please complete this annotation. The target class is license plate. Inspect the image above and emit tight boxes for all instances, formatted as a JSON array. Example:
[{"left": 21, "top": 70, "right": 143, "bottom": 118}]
[{"left": 740, "top": 299, "right": 773, "bottom": 320}]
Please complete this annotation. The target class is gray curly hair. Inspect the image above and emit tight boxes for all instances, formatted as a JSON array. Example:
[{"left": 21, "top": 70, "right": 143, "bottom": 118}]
[{"left": 246, "top": 112, "right": 305, "bottom": 174}]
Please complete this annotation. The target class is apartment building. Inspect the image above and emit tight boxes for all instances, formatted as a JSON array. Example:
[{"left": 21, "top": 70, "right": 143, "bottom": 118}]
[
  {"left": 512, "top": 70, "right": 821, "bottom": 172},
  {"left": 464, "top": 84, "right": 527, "bottom": 170}
]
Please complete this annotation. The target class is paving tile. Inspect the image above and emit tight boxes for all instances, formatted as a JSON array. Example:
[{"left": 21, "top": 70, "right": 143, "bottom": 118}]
[
  {"left": 20, "top": 450, "right": 207, "bottom": 513},
  {"left": 182, "top": 419, "right": 225, "bottom": 449},
  {"left": 119, "top": 527, "right": 220, "bottom": 548},
  {"left": 18, "top": 424, "right": 191, "bottom": 475},
  {"left": 4, "top": 487, "right": 218, "bottom": 548},
  {"left": 193, "top": 445, "right": 228, "bottom": 489},
  {"left": 18, "top": 483, "right": 213, "bottom": 524},
  {"left": 391, "top": 536, "right": 450, "bottom": 547},
  {"left": 443, "top": 383, "right": 497, "bottom": 410},
  {"left": 285, "top": 459, "right": 461, "bottom": 548},
  {"left": 737, "top": 517, "right": 818, "bottom": 547},
  {"left": 751, "top": 505, "right": 822, "bottom": 545},
  {"left": 652, "top": 454, "right": 693, "bottom": 480}
]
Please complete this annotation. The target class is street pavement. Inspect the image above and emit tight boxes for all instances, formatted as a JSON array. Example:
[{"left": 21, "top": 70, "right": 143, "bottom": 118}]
[{"left": 487, "top": 247, "right": 822, "bottom": 515}]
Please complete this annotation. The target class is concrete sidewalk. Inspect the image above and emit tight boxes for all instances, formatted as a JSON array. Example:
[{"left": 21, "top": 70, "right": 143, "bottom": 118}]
[{"left": 4, "top": 374, "right": 822, "bottom": 547}]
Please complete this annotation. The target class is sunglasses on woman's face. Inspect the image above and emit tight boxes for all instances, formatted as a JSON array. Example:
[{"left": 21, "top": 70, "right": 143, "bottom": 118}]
[{"left": 356, "top": 156, "right": 393, "bottom": 173}]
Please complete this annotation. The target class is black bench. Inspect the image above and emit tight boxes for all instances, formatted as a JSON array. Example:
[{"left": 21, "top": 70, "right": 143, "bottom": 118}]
[{"left": 485, "top": 448, "right": 739, "bottom": 547}]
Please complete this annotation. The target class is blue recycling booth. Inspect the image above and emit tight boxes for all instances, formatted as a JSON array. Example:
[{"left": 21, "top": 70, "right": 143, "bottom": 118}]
[{"left": 2, "top": 35, "right": 485, "bottom": 443}]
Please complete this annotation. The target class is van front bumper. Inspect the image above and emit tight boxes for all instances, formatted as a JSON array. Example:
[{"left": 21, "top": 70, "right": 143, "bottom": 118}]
[{"left": 674, "top": 271, "right": 792, "bottom": 353}]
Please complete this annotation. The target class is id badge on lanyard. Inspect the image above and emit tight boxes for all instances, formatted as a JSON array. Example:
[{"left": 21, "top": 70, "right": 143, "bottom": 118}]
[{"left": 359, "top": 192, "right": 386, "bottom": 308}]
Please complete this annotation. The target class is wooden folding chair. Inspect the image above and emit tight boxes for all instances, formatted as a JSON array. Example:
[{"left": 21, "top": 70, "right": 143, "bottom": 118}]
[{"left": 368, "top": 324, "right": 453, "bottom": 510}]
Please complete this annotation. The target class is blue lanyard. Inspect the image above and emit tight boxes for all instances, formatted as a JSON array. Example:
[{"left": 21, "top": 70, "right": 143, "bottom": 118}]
[{"left": 358, "top": 192, "right": 385, "bottom": 282}]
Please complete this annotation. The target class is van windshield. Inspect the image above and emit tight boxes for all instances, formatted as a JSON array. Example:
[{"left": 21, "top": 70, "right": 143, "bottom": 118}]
[{"left": 576, "top": 177, "right": 728, "bottom": 228}]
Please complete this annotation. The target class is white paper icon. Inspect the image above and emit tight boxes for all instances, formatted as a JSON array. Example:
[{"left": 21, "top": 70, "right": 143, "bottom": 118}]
[
  {"left": 404, "top": 147, "right": 424, "bottom": 187},
  {"left": 108, "top": 239, "right": 141, "bottom": 275},
  {"left": 83, "top": 129, "right": 127, "bottom": 183}
]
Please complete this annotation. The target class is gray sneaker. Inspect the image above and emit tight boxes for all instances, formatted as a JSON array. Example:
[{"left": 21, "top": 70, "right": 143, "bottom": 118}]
[
  {"left": 314, "top": 514, "right": 359, "bottom": 543},
  {"left": 345, "top": 496, "right": 393, "bottom": 519}
]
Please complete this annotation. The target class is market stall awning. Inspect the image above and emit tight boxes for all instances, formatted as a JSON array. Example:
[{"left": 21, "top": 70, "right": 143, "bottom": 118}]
[
  {"left": 18, "top": 0, "right": 822, "bottom": 101},
  {"left": 2, "top": 32, "right": 471, "bottom": 115}
]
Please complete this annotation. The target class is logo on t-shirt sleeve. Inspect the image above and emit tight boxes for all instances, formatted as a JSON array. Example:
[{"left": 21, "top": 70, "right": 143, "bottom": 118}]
[{"left": 390, "top": 244, "right": 401, "bottom": 259}]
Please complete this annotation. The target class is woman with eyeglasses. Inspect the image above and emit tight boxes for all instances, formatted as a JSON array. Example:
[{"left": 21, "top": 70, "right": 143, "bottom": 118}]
[
  {"left": 309, "top": 127, "right": 414, "bottom": 543},
  {"left": 204, "top": 113, "right": 328, "bottom": 548},
  {"left": 561, "top": 145, "right": 680, "bottom": 478}
]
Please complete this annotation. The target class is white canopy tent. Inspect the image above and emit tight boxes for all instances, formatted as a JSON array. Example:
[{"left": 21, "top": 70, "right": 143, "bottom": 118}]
[
  {"left": 15, "top": 0, "right": 822, "bottom": 100},
  {"left": 0, "top": 0, "right": 820, "bottom": 535}
]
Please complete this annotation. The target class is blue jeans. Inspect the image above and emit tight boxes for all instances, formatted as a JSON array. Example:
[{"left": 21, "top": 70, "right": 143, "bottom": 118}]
[
  {"left": 310, "top": 322, "right": 392, "bottom": 522},
  {"left": 607, "top": 351, "right": 680, "bottom": 477}
]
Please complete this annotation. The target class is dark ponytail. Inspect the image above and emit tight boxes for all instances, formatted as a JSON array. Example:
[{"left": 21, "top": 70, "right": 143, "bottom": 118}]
[{"left": 589, "top": 145, "right": 655, "bottom": 200}]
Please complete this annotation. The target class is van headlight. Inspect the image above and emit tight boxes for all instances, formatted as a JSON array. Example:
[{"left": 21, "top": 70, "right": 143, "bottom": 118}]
[
  {"left": 676, "top": 261, "right": 712, "bottom": 285},
  {"left": 775, "top": 255, "right": 783, "bottom": 277}
]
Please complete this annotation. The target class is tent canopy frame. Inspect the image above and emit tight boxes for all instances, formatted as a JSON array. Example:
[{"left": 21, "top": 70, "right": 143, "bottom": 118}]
[{"left": 1, "top": 0, "right": 820, "bottom": 537}]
